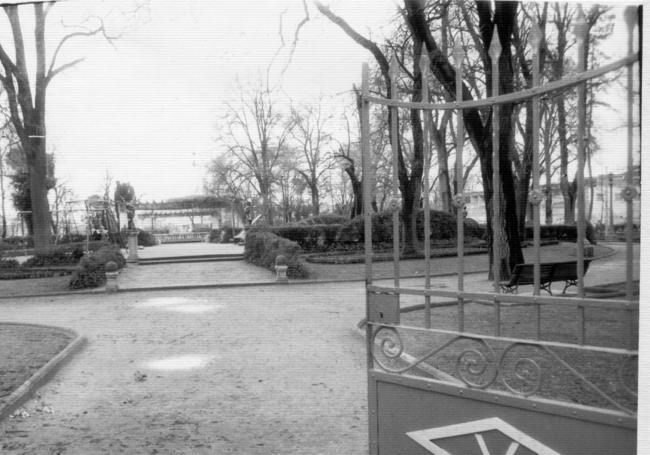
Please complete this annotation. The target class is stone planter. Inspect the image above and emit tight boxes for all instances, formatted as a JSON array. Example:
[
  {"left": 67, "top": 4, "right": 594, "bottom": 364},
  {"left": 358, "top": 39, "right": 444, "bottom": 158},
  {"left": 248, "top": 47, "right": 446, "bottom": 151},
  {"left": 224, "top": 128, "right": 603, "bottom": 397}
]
[
  {"left": 275, "top": 255, "right": 288, "bottom": 283},
  {"left": 105, "top": 261, "right": 119, "bottom": 292}
]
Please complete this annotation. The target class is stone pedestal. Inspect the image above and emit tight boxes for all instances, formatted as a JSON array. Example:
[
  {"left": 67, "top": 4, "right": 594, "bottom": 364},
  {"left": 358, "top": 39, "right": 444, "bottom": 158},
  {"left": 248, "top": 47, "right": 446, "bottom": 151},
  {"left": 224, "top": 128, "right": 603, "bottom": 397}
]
[
  {"left": 105, "top": 271, "right": 119, "bottom": 292},
  {"left": 275, "top": 265, "right": 288, "bottom": 283},
  {"left": 127, "top": 229, "right": 139, "bottom": 263}
]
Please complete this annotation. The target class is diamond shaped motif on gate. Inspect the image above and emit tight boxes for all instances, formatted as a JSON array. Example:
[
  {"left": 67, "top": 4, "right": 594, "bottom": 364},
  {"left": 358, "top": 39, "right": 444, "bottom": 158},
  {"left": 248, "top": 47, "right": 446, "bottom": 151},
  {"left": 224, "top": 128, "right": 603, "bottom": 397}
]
[{"left": 407, "top": 417, "right": 562, "bottom": 455}]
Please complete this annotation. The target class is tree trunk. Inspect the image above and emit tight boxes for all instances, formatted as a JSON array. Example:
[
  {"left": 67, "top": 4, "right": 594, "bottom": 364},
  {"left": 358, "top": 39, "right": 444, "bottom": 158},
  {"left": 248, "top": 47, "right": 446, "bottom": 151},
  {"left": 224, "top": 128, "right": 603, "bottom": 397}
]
[
  {"left": 310, "top": 184, "right": 320, "bottom": 216},
  {"left": 544, "top": 125, "right": 553, "bottom": 224},
  {"left": 28, "top": 137, "right": 52, "bottom": 252},
  {"left": 0, "top": 157, "right": 6, "bottom": 239},
  {"left": 557, "top": 100, "right": 575, "bottom": 224}
]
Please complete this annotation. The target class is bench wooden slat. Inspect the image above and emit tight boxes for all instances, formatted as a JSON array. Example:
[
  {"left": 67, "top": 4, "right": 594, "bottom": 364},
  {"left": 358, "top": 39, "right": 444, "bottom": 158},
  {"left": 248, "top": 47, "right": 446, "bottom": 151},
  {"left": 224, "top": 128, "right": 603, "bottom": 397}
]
[{"left": 500, "top": 260, "right": 592, "bottom": 295}]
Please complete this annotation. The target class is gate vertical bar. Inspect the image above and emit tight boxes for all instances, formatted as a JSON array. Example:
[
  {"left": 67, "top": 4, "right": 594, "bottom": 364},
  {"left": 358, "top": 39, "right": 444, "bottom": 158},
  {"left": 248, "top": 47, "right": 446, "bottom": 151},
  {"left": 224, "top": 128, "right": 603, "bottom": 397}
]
[
  {"left": 389, "top": 57, "right": 401, "bottom": 294},
  {"left": 489, "top": 28, "right": 502, "bottom": 294},
  {"left": 419, "top": 53, "right": 432, "bottom": 329},
  {"left": 362, "top": 64, "right": 373, "bottom": 287},
  {"left": 575, "top": 7, "right": 587, "bottom": 300},
  {"left": 453, "top": 43, "right": 465, "bottom": 332},
  {"left": 361, "top": 62, "right": 378, "bottom": 455},
  {"left": 531, "top": 23, "right": 542, "bottom": 338},
  {"left": 624, "top": 7, "right": 636, "bottom": 302}
]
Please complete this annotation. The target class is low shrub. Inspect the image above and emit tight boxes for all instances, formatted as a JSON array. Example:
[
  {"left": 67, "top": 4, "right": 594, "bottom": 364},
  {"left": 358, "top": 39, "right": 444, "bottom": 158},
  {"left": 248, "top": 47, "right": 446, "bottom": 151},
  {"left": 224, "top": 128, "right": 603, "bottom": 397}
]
[
  {"left": 244, "top": 230, "right": 307, "bottom": 278},
  {"left": 137, "top": 229, "right": 158, "bottom": 247},
  {"left": 269, "top": 224, "right": 341, "bottom": 251},
  {"left": 0, "top": 258, "right": 20, "bottom": 270},
  {"left": 57, "top": 233, "right": 87, "bottom": 244},
  {"left": 415, "top": 210, "right": 457, "bottom": 240},
  {"left": 22, "top": 241, "right": 108, "bottom": 267},
  {"left": 463, "top": 218, "right": 486, "bottom": 239},
  {"left": 0, "top": 237, "right": 33, "bottom": 252},
  {"left": 68, "top": 244, "right": 126, "bottom": 289}
]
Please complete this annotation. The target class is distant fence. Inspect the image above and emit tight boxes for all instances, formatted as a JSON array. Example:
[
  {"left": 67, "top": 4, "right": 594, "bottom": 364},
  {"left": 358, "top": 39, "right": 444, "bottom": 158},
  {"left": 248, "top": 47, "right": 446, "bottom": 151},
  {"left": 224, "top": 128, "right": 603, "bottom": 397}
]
[{"left": 153, "top": 233, "right": 208, "bottom": 244}]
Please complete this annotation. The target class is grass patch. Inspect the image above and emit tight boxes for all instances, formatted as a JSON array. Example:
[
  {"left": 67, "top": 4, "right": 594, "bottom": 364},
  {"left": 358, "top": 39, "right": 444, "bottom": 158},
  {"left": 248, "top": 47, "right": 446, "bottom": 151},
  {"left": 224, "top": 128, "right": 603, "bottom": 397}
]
[{"left": 0, "top": 324, "right": 74, "bottom": 408}]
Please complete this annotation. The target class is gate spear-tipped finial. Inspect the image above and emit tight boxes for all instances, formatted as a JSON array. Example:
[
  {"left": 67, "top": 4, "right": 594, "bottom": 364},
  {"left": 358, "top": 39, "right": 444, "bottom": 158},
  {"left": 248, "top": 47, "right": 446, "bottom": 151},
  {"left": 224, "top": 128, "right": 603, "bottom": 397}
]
[
  {"left": 489, "top": 26, "right": 502, "bottom": 60},
  {"left": 624, "top": 6, "right": 637, "bottom": 31},
  {"left": 530, "top": 22, "right": 542, "bottom": 53},
  {"left": 389, "top": 54, "right": 399, "bottom": 82},
  {"left": 453, "top": 43, "right": 464, "bottom": 69},
  {"left": 574, "top": 5, "right": 587, "bottom": 43},
  {"left": 419, "top": 50, "right": 430, "bottom": 77}
]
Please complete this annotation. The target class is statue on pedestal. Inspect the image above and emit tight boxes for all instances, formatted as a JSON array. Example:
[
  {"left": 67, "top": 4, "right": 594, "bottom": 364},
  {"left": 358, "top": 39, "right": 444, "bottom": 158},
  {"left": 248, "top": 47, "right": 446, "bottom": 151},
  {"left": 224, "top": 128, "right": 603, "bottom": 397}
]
[{"left": 126, "top": 203, "right": 136, "bottom": 230}]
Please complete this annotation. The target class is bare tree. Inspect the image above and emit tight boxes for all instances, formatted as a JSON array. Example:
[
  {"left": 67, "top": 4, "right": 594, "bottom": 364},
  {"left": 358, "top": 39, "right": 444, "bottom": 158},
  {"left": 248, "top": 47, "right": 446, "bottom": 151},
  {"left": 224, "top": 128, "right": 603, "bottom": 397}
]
[
  {"left": 218, "top": 81, "right": 293, "bottom": 225},
  {"left": 289, "top": 101, "right": 334, "bottom": 215},
  {"left": 0, "top": 3, "right": 122, "bottom": 252}
]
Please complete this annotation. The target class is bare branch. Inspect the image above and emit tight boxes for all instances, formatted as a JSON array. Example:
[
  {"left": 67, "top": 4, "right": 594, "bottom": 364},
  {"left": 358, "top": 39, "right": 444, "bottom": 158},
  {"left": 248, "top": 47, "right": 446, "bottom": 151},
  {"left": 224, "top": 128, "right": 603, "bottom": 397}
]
[{"left": 46, "top": 16, "right": 119, "bottom": 84}]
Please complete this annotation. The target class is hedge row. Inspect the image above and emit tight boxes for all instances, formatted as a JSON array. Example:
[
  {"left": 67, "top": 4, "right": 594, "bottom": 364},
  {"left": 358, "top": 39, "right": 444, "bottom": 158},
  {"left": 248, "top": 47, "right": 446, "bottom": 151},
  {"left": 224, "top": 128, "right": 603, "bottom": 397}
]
[
  {"left": 523, "top": 224, "right": 597, "bottom": 244},
  {"left": 68, "top": 244, "right": 126, "bottom": 289},
  {"left": 22, "top": 241, "right": 108, "bottom": 267},
  {"left": 337, "top": 210, "right": 486, "bottom": 245},
  {"left": 268, "top": 224, "right": 340, "bottom": 251},
  {"left": 244, "top": 230, "right": 307, "bottom": 278}
]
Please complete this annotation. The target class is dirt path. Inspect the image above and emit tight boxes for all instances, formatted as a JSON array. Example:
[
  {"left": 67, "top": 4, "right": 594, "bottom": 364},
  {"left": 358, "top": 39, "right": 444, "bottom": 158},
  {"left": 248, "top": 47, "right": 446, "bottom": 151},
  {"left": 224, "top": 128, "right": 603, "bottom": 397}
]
[{"left": 0, "top": 283, "right": 368, "bottom": 454}]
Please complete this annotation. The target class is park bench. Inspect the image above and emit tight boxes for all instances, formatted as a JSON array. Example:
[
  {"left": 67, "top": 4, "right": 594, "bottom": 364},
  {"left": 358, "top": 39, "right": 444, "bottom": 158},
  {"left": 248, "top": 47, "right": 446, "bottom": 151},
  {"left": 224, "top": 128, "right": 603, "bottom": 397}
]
[{"left": 500, "top": 260, "right": 591, "bottom": 295}]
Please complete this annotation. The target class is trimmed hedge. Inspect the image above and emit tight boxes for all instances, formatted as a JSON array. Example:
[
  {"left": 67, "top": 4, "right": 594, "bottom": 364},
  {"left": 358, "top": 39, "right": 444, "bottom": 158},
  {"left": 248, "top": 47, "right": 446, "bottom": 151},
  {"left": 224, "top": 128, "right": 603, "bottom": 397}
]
[
  {"left": 337, "top": 210, "right": 484, "bottom": 244},
  {"left": 138, "top": 230, "right": 158, "bottom": 247},
  {"left": 68, "top": 244, "right": 126, "bottom": 289},
  {"left": 22, "top": 241, "right": 108, "bottom": 267},
  {"left": 269, "top": 224, "right": 341, "bottom": 251},
  {"left": 337, "top": 211, "right": 393, "bottom": 244},
  {"left": 244, "top": 230, "right": 307, "bottom": 278},
  {"left": 0, "top": 258, "right": 20, "bottom": 270}
]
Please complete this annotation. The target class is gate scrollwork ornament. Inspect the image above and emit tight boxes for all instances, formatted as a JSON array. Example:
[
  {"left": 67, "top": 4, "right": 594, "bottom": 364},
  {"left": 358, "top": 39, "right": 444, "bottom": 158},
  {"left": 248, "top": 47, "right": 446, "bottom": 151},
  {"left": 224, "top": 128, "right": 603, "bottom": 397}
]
[
  {"left": 528, "top": 189, "right": 545, "bottom": 206},
  {"left": 372, "top": 327, "right": 404, "bottom": 363},
  {"left": 389, "top": 197, "right": 401, "bottom": 212},
  {"left": 620, "top": 185, "right": 638, "bottom": 202},
  {"left": 452, "top": 193, "right": 467, "bottom": 209},
  {"left": 455, "top": 339, "right": 498, "bottom": 389},
  {"left": 499, "top": 343, "right": 544, "bottom": 397}
]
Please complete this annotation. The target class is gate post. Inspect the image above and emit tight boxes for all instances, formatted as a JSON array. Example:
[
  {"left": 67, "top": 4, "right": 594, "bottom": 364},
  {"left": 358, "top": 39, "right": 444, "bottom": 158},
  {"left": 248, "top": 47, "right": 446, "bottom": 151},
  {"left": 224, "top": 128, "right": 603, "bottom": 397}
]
[
  {"left": 489, "top": 28, "right": 502, "bottom": 291},
  {"left": 361, "top": 62, "right": 379, "bottom": 455}
]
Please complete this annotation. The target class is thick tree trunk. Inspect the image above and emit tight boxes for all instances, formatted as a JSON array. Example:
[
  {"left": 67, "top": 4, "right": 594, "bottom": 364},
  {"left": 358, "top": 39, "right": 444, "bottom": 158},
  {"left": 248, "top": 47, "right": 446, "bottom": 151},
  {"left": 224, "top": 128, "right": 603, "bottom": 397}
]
[
  {"left": 0, "top": 161, "right": 6, "bottom": 238},
  {"left": 543, "top": 124, "right": 553, "bottom": 224},
  {"left": 29, "top": 137, "right": 52, "bottom": 252},
  {"left": 404, "top": 0, "right": 523, "bottom": 278},
  {"left": 557, "top": 101, "right": 575, "bottom": 224},
  {"left": 310, "top": 184, "right": 320, "bottom": 215}
]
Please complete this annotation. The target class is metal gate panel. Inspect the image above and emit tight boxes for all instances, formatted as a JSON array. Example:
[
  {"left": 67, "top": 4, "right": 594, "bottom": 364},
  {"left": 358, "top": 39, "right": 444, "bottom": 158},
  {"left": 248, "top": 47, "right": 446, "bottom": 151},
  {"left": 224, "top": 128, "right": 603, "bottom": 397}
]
[
  {"left": 372, "top": 373, "right": 635, "bottom": 455},
  {"left": 360, "top": 6, "right": 640, "bottom": 455}
]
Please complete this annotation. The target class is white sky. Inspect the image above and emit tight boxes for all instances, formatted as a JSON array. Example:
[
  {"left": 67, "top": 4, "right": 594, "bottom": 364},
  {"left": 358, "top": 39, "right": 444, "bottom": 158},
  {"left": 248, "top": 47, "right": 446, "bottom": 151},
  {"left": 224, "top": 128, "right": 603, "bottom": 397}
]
[{"left": 0, "top": 0, "right": 642, "bottom": 210}]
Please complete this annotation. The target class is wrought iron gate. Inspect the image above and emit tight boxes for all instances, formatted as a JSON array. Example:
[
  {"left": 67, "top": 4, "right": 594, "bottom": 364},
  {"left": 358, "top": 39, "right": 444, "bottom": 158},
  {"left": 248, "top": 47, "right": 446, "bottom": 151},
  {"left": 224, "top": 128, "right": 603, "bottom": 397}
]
[{"left": 360, "top": 6, "right": 639, "bottom": 455}]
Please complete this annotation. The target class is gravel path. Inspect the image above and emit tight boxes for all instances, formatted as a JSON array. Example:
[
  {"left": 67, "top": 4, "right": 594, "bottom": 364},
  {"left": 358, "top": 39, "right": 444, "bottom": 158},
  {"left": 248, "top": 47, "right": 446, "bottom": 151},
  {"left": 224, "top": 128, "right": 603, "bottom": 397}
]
[{"left": 0, "top": 283, "right": 368, "bottom": 454}]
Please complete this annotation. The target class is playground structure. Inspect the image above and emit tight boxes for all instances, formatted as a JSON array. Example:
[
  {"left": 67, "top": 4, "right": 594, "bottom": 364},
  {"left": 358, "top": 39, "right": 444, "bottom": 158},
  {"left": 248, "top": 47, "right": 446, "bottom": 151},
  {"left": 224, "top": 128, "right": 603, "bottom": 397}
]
[{"left": 361, "top": 7, "right": 639, "bottom": 455}]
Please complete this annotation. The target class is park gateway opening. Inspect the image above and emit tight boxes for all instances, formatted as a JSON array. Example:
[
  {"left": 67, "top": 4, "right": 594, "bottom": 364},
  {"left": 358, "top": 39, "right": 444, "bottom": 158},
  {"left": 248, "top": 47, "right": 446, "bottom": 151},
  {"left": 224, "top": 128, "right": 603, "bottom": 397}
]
[{"left": 360, "top": 5, "right": 639, "bottom": 455}]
